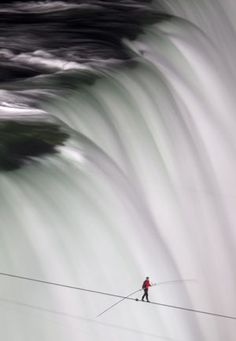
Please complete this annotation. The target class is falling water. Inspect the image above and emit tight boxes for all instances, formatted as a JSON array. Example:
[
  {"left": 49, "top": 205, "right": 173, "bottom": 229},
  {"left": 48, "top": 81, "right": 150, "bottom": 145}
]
[{"left": 0, "top": 1, "right": 236, "bottom": 340}]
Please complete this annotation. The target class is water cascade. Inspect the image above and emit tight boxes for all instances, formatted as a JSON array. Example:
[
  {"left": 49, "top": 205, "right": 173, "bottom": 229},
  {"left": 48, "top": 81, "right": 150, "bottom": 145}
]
[{"left": 0, "top": 1, "right": 236, "bottom": 340}]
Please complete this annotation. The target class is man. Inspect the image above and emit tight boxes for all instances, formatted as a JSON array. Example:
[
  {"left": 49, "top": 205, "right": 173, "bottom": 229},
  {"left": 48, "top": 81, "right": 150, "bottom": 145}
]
[{"left": 141, "top": 276, "right": 151, "bottom": 302}]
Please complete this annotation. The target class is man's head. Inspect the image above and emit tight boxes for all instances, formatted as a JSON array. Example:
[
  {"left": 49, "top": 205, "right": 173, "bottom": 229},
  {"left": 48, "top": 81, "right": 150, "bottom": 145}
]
[{"left": 146, "top": 277, "right": 149, "bottom": 280}]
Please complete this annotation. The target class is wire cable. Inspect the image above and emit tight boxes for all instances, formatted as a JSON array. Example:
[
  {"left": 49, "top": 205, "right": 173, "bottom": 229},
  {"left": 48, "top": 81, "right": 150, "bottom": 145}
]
[
  {"left": 0, "top": 271, "right": 235, "bottom": 320},
  {"left": 97, "top": 288, "right": 142, "bottom": 318}
]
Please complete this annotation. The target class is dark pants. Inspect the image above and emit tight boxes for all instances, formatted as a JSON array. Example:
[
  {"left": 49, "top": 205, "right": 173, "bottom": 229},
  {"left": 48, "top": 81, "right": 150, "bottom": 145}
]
[{"left": 142, "top": 288, "right": 149, "bottom": 301}]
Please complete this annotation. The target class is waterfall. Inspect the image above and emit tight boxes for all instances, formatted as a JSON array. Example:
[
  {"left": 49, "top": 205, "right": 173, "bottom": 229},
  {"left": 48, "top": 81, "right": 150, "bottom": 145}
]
[{"left": 0, "top": 1, "right": 236, "bottom": 340}]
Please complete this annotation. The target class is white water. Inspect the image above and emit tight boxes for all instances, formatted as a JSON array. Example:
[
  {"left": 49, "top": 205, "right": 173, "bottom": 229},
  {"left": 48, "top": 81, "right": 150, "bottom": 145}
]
[{"left": 1, "top": 1, "right": 236, "bottom": 340}]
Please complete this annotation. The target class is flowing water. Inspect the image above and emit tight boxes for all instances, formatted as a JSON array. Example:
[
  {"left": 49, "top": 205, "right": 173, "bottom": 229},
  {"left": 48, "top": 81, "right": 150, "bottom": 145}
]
[{"left": 0, "top": 1, "right": 236, "bottom": 340}]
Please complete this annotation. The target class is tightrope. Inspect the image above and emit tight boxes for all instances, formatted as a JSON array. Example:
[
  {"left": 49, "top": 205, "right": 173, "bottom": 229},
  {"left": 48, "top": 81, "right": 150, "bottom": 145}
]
[{"left": 0, "top": 271, "right": 235, "bottom": 320}]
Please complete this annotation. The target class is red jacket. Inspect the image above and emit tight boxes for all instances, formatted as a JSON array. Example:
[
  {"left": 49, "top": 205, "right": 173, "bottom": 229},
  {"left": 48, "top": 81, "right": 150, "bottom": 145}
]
[{"left": 143, "top": 279, "right": 151, "bottom": 289}]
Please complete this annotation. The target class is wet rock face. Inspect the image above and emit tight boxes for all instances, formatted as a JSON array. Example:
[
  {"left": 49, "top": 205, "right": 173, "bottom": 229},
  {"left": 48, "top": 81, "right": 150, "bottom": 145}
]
[{"left": 0, "top": 120, "right": 69, "bottom": 171}]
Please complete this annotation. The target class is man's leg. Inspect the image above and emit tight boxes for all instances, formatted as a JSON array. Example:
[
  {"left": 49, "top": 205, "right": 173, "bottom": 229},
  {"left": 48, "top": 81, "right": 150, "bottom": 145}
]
[
  {"left": 146, "top": 289, "right": 150, "bottom": 302},
  {"left": 143, "top": 289, "right": 148, "bottom": 301}
]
